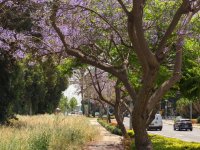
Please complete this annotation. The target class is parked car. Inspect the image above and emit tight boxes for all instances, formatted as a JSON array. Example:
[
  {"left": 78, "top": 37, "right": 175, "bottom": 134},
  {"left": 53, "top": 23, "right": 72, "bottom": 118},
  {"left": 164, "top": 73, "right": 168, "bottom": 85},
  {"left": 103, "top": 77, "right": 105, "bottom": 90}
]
[
  {"left": 147, "top": 114, "right": 163, "bottom": 131},
  {"left": 174, "top": 118, "right": 193, "bottom": 131},
  {"left": 95, "top": 112, "right": 100, "bottom": 116}
]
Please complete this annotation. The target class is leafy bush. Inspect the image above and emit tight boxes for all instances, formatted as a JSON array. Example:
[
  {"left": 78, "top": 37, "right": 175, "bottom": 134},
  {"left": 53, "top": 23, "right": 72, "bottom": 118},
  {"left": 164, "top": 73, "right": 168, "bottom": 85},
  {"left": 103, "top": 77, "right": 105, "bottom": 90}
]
[
  {"left": 197, "top": 116, "right": 200, "bottom": 123},
  {"left": 97, "top": 118, "right": 122, "bottom": 136},
  {"left": 127, "top": 130, "right": 134, "bottom": 138}
]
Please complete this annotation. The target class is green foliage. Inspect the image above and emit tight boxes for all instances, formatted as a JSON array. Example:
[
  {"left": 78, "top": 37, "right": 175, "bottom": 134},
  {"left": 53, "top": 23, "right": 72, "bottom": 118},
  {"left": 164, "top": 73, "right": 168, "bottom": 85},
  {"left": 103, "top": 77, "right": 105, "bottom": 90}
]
[
  {"left": 127, "top": 130, "right": 134, "bottom": 138},
  {"left": 176, "top": 98, "right": 190, "bottom": 108},
  {"left": 58, "top": 94, "right": 69, "bottom": 113},
  {"left": 197, "top": 116, "right": 200, "bottom": 124},
  {"left": 8, "top": 55, "right": 69, "bottom": 115},
  {"left": 179, "top": 38, "right": 200, "bottom": 101},
  {"left": 69, "top": 97, "right": 78, "bottom": 112},
  {"left": 29, "top": 131, "right": 50, "bottom": 150},
  {"left": 0, "top": 50, "right": 21, "bottom": 123},
  {"left": 97, "top": 118, "right": 122, "bottom": 136},
  {"left": 130, "top": 134, "right": 200, "bottom": 150},
  {"left": 57, "top": 58, "right": 86, "bottom": 77}
]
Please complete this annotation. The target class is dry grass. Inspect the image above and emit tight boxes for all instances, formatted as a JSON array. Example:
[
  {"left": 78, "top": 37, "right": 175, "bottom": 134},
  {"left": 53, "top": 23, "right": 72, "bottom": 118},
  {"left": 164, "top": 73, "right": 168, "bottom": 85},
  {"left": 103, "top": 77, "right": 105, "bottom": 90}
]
[{"left": 0, "top": 114, "right": 100, "bottom": 150}]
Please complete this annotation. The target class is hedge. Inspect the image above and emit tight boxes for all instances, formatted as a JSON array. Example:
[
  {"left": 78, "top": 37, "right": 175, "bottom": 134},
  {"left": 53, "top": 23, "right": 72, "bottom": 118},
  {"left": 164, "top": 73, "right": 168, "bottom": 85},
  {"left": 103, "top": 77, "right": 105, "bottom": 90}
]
[{"left": 97, "top": 118, "right": 122, "bottom": 136}]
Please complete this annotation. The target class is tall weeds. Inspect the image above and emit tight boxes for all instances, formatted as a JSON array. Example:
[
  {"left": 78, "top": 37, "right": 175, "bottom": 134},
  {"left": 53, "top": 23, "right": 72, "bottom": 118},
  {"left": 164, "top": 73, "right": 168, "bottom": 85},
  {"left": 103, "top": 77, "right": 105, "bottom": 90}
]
[{"left": 0, "top": 115, "right": 100, "bottom": 150}]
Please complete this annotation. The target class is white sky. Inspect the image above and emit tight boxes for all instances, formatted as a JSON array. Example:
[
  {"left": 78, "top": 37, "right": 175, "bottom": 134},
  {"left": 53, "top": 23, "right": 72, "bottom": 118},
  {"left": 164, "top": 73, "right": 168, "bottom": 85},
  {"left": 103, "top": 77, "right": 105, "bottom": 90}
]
[{"left": 63, "top": 84, "right": 81, "bottom": 106}]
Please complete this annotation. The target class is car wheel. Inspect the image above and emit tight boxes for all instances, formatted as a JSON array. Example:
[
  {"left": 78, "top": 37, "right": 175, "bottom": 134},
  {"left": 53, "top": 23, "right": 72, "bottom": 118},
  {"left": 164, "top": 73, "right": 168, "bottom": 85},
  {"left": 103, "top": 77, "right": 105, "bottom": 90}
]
[
  {"left": 178, "top": 127, "right": 181, "bottom": 131},
  {"left": 190, "top": 128, "right": 193, "bottom": 131}
]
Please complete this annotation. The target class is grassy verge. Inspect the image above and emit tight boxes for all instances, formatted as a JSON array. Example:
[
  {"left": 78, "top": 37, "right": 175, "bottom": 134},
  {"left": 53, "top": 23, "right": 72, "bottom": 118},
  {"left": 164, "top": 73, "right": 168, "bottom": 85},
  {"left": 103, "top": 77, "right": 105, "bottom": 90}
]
[
  {"left": 130, "top": 133, "right": 200, "bottom": 150},
  {"left": 0, "top": 114, "right": 100, "bottom": 150}
]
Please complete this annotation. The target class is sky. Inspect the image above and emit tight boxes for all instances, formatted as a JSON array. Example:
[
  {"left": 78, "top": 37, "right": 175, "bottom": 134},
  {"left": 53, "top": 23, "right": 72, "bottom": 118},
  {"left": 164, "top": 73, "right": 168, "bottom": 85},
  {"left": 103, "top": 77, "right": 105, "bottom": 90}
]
[{"left": 63, "top": 84, "right": 82, "bottom": 106}]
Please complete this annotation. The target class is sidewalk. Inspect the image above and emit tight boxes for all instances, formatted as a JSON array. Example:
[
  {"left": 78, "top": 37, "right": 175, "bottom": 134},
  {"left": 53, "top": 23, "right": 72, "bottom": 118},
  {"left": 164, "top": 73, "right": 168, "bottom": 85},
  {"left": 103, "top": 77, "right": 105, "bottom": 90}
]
[{"left": 84, "top": 118, "right": 123, "bottom": 150}]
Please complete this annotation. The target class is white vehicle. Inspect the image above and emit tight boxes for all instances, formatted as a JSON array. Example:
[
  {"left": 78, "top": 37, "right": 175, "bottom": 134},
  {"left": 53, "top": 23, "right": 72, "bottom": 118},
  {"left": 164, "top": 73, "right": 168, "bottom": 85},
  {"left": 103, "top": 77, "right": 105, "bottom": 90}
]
[{"left": 147, "top": 114, "right": 163, "bottom": 131}]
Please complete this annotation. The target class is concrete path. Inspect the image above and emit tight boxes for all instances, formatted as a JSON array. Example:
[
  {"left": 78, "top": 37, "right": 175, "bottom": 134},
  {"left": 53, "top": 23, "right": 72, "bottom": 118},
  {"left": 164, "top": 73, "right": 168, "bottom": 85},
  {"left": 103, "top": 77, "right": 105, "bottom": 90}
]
[{"left": 84, "top": 118, "right": 123, "bottom": 150}]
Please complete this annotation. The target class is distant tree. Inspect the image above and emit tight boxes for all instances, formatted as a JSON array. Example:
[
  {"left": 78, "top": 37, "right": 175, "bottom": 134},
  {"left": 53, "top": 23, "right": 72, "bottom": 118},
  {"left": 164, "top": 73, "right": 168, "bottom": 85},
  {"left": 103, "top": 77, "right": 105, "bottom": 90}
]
[
  {"left": 69, "top": 97, "right": 78, "bottom": 112},
  {"left": 58, "top": 94, "right": 70, "bottom": 114},
  {"left": 179, "top": 38, "right": 200, "bottom": 100},
  {"left": 38, "top": 56, "right": 68, "bottom": 114},
  {"left": 13, "top": 55, "right": 69, "bottom": 115}
]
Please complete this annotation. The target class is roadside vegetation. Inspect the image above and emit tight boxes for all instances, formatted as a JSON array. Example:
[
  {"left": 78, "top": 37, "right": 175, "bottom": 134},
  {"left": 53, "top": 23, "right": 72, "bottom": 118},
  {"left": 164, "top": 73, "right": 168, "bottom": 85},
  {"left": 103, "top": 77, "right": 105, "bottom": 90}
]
[
  {"left": 130, "top": 134, "right": 200, "bottom": 150},
  {"left": 98, "top": 118, "right": 200, "bottom": 150},
  {"left": 0, "top": 115, "right": 100, "bottom": 150},
  {"left": 97, "top": 118, "right": 122, "bottom": 136}
]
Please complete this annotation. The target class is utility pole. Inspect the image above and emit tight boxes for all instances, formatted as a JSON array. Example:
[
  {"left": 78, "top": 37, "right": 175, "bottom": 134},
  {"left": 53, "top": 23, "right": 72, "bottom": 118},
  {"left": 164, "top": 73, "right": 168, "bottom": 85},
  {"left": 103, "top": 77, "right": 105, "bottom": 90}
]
[
  {"left": 190, "top": 102, "right": 192, "bottom": 119},
  {"left": 165, "top": 100, "right": 168, "bottom": 119},
  {"left": 129, "top": 101, "right": 133, "bottom": 130}
]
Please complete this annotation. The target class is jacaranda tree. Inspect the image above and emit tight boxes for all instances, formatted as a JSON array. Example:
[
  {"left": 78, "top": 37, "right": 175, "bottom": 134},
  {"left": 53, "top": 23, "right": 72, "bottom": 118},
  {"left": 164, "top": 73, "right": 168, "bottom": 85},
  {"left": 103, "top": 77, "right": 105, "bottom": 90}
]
[{"left": 49, "top": 1, "right": 200, "bottom": 149}]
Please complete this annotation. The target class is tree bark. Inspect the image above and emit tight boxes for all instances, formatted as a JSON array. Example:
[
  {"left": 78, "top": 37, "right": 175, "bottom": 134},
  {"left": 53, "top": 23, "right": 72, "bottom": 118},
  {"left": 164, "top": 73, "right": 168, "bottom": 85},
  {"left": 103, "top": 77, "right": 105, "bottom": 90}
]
[
  {"left": 29, "top": 101, "right": 33, "bottom": 116},
  {"left": 114, "top": 106, "right": 127, "bottom": 136},
  {"left": 115, "top": 80, "right": 127, "bottom": 136},
  {"left": 133, "top": 114, "right": 153, "bottom": 150}
]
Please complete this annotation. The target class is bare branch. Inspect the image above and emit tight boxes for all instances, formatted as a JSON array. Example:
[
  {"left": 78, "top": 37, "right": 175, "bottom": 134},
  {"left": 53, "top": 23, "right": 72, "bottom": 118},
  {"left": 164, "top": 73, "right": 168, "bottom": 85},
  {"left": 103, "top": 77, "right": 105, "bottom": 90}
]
[
  {"left": 74, "top": 5, "right": 131, "bottom": 48},
  {"left": 120, "top": 98, "right": 131, "bottom": 113}
]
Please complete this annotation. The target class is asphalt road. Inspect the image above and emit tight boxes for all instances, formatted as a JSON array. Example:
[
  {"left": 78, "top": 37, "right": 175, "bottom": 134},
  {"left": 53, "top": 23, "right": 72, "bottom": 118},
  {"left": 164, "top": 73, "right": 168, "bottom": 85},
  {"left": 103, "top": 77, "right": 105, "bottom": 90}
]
[{"left": 123, "top": 117, "right": 200, "bottom": 143}]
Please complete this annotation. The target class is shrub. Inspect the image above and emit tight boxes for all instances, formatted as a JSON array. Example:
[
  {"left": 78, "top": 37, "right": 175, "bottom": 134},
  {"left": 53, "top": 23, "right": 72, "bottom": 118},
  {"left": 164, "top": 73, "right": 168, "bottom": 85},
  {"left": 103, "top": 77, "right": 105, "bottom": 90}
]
[
  {"left": 127, "top": 130, "right": 134, "bottom": 138},
  {"left": 197, "top": 116, "right": 200, "bottom": 124},
  {"left": 97, "top": 118, "right": 122, "bottom": 136},
  {"left": 113, "top": 128, "right": 122, "bottom": 135}
]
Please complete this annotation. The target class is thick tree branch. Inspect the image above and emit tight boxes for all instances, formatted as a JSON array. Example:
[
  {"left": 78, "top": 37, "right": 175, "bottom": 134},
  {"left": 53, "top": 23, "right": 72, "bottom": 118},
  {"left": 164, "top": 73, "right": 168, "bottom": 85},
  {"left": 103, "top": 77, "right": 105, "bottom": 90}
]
[
  {"left": 121, "top": 98, "right": 131, "bottom": 113},
  {"left": 51, "top": 2, "right": 137, "bottom": 102},
  {"left": 128, "top": 1, "right": 158, "bottom": 81},
  {"left": 147, "top": 12, "right": 195, "bottom": 113}
]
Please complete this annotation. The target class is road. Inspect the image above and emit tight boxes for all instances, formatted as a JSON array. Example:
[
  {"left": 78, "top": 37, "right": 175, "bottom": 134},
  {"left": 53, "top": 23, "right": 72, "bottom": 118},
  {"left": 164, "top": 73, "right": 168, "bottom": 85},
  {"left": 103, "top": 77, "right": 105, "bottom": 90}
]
[{"left": 123, "top": 117, "right": 200, "bottom": 143}]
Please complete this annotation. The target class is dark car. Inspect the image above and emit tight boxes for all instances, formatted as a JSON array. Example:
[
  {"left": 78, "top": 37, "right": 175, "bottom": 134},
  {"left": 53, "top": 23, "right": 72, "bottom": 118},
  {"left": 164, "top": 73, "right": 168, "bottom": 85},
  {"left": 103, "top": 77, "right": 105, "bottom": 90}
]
[{"left": 174, "top": 118, "right": 193, "bottom": 131}]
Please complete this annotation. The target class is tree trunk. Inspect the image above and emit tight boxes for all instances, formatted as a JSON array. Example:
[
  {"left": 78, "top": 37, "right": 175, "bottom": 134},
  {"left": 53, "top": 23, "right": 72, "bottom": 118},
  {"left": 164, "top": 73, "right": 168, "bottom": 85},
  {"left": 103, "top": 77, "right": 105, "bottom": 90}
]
[
  {"left": 115, "top": 111, "right": 127, "bottom": 136},
  {"left": 29, "top": 101, "right": 33, "bottom": 115},
  {"left": 114, "top": 105, "right": 127, "bottom": 137},
  {"left": 133, "top": 115, "right": 153, "bottom": 150}
]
